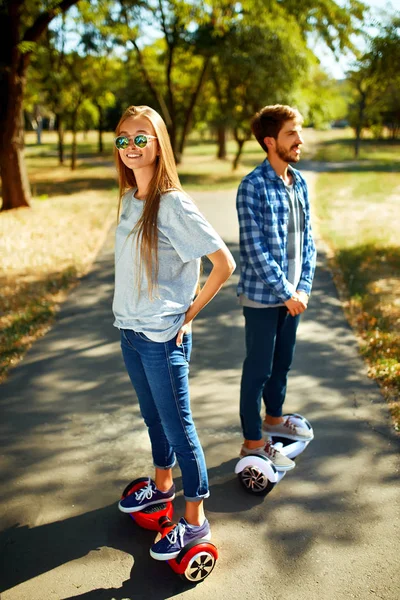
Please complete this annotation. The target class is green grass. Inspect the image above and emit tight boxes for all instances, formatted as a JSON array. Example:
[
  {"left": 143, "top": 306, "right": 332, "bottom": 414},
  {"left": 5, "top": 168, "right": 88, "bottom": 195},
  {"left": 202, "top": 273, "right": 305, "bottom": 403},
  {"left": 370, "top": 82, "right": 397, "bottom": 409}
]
[
  {"left": 0, "top": 266, "right": 81, "bottom": 381},
  {"left": 315, "top": 171, "right": 399, "bottom": 249},
  {"left": 314, "top": 168, "right": 400, "bottom": 431},
  {"left": 311, "top": 129, "right": 400, "bottom": 166}
]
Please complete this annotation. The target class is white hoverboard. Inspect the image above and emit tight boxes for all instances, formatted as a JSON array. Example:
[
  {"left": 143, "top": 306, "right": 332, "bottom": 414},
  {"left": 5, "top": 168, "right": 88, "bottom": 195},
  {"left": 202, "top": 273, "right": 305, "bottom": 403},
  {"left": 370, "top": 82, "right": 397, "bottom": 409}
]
[{"left": 235, "top": 413, "right": 313, "bottom": 496}]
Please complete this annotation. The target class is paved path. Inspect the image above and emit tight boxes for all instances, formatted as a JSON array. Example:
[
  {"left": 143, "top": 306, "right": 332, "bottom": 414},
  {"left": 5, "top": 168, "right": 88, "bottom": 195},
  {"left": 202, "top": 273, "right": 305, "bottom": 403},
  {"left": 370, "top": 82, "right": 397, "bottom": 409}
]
[{"left": 0, "top": 180, "right": 399, "bottom": 600}]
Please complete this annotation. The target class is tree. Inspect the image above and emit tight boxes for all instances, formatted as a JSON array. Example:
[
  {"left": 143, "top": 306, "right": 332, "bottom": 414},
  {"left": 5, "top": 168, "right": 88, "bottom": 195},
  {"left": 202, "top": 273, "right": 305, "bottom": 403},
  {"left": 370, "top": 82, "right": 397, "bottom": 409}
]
[
  {"left": 348, "top": 16, "right": 400, "bottom": 155},
  {"left": 74, "top": 13, "right": 118, "bottom": 153},
  {"left": 0, "top": 0, "right": 80, "bottom": 211},
  {"left": 348, "top": 68, "right": 375, "bottom": 156},
  {"left": 297, "top": 64, "right": 349, "bottom": 129},
  {"left": 366, "top": 16, "right": 400, "bottom": 139},
  {"left": 206, "top": 0, "right": 366, "bottom": 167},
  {"left": 63, "top": 53, "right": 116, "bottom": 169},
  {"left": 30, "top": 20, "right": 72, "bottom": 164},
  {"left": 210, "top": 15, "right": 309, "bottom": 169},
  {"left": 23, "top": 65, "right": 48, "bottom": 144},
  {"left": 82, "top": 0, "right": 214, "bottom": 162}
]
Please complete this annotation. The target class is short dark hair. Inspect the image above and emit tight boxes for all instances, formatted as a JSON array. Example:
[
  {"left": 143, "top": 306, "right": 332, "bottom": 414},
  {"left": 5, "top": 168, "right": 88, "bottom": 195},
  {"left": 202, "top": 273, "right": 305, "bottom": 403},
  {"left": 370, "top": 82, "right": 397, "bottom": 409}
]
[{"left": 251, "top": 105, "right": 303, "bottom": 152}]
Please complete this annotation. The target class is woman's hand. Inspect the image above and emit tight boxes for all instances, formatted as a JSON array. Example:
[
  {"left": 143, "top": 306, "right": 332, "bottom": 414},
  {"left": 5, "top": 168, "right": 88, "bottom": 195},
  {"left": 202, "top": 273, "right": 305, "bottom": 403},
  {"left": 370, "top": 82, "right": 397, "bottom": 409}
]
[
  {"left": 176, "top": 320, "right": 192, "bottom": 346},
  {"left": 176, "top": 246, "right": 235, "bottom": 346}
]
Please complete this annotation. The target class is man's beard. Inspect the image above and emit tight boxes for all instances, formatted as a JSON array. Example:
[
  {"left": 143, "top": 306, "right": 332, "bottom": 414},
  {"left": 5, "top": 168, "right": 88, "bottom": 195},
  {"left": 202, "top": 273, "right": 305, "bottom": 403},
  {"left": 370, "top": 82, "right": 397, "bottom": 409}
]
[{"left": 276, "top": 142, "right": 300, "bottom": 163}]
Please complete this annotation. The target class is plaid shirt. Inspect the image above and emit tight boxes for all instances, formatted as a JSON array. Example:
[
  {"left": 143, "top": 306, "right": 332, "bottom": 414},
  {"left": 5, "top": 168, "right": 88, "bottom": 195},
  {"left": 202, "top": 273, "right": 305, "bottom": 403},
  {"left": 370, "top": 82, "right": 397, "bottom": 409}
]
[{"left": 236, "top": 159, "right": 316, "bottom": 304}]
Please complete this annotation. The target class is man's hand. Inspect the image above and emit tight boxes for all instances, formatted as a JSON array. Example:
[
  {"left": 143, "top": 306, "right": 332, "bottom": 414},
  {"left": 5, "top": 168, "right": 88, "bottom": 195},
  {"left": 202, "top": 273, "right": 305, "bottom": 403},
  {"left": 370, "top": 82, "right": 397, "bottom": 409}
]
[
  {"left": 176, "top": 320, "right": 192, "bottom": 346},
  {"left": 296, "top": 290, "right": 309, "bottom": 308},
  {"left": 284, "top": 291, "right": 308, "bottom": 317}
]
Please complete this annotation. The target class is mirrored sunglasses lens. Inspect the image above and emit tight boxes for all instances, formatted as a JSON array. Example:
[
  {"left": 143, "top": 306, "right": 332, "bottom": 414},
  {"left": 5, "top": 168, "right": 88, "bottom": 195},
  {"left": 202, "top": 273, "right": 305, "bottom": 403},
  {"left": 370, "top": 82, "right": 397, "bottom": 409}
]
[
  {"left": 134, "top": 135, "right": 148, "bottom": 148},
  {"left": 115, "top": 136, "right": 129, "bottom": 149}
]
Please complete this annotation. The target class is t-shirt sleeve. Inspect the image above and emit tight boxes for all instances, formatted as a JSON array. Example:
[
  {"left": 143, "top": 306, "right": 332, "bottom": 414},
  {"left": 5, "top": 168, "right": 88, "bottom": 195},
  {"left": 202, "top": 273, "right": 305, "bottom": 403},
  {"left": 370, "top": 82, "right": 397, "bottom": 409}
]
[{"left": 160, "top": 192, "right": 225, "bottom": 263}]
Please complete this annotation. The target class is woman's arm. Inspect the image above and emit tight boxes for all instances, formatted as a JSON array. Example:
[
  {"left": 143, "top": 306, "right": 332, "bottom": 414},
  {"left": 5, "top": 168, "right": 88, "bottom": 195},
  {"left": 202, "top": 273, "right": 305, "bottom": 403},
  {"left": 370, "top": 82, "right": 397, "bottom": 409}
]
[{"left": 176, "top": 245, "right": 236, "bottom": 346}]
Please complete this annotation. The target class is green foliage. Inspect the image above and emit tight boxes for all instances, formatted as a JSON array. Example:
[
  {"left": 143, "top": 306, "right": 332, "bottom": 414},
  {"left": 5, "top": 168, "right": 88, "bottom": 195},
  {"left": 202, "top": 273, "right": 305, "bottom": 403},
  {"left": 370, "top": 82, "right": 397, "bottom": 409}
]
[
  {"left": 210, "top": 12, "right": 308, "bottom": 117},
  {"left": 297, "top": 65, "right": 349, "bottom": 129},
  {"left": 270, "top": 0, "right": 366, "bottom": 52},
  {"left": 69, "top": 0, "right": 367, "bottom": 161},
  {"left": 31, "top": 24, "right": 118, "bottom": 130},
  {"left": 16, "top": 0, "right": 381, "bottom": 163},
  {"left": 347, "top": 15, "right": 400, "bottom": 139},
  {"left": 17, "top": 40, "right": 37, "bottom": 54},
  {"left": 75, "top": 99, "right": 98, "bottom": 130}
]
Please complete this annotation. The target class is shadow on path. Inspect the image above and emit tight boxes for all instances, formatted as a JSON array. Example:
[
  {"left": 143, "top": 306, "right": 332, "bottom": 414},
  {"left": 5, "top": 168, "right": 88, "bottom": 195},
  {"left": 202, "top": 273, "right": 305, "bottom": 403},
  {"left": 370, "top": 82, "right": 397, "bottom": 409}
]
[{"left": 0, "top": 195, "right": 399, "bottom": 599}]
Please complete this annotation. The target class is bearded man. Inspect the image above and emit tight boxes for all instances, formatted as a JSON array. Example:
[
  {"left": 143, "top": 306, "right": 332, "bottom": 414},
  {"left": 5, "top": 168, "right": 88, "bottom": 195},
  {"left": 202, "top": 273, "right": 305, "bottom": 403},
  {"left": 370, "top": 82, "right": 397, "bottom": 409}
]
[{"left": 236, "top": 104, "right": 317, "bottom": 470}]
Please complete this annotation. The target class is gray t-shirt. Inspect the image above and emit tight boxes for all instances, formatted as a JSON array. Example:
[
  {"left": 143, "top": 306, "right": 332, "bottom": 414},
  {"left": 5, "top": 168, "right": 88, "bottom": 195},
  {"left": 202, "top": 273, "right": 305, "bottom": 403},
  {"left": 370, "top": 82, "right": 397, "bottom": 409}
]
[
  {"left": 285, "top": 182, "right": 304, "bottom": 291},
  {"left": 113, "top": 189, "right": 225, "bottom": 342}
]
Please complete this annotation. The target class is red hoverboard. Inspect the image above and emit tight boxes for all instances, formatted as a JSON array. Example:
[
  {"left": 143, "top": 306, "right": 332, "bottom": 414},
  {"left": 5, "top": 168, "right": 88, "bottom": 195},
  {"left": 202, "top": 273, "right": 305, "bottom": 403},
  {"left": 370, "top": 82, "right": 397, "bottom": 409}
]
[{"left": 121, "top": 478, "right": 218, "bottom": 583}]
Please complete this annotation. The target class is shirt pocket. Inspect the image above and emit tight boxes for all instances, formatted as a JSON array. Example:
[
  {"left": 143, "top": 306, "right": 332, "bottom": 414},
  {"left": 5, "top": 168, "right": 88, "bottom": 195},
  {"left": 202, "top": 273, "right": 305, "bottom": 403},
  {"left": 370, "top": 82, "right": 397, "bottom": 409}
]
[
  {"left": 262, "top": 191, "right": 278, "bottom": 229},
  {"left": 264, "top": 192, "right": 288, "bottom": 234}
]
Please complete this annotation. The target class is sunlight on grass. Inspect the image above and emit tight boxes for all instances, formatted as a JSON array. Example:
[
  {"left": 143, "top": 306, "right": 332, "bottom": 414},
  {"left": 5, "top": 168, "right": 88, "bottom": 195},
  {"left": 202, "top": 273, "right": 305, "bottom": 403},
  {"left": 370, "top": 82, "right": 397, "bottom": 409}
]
[
  {"left": 0, "top": 188, "right": 116, "bottom": 382},
  {"left": 315, "top": 172, "right": 400, "bottom": 430},
  {"left": 311, "top": 128, "right": 400, "bottom": 166},
  {"left": 315, "top": 172, "right": 399, "bottom": 249}
]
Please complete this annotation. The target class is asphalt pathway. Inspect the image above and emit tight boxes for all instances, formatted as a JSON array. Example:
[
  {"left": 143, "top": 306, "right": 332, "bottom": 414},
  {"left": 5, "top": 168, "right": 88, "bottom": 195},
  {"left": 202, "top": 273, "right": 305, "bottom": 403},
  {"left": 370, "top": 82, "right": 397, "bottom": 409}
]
[{"left": 0, "top": 178, "right": 399, "bottom": 600}]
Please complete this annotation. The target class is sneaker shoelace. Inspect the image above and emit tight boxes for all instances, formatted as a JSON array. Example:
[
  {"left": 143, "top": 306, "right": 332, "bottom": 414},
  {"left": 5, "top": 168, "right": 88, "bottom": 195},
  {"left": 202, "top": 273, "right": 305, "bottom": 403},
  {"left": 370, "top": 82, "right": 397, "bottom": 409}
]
[
  {"left": 135, "top": 482, "right": 155, "bottom": 504},
  {"left": 283, "top": 418, "right": 298, "bottom": 434},
  {"left": 166, "top": 522, "right": 186, "bottom": 547},
  {"left": 264, "top": 441, "right": 277, "bottom": 459}
]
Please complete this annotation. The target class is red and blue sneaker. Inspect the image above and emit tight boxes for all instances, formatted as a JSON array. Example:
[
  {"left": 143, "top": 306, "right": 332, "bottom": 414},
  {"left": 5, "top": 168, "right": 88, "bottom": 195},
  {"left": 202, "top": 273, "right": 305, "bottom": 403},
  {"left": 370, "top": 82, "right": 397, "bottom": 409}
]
[
  {"left": 150, "top": 517, "right": 211, "bottom": 561},
  {"left": 118, "top": 479, "right": 175, "bottom": 513}
]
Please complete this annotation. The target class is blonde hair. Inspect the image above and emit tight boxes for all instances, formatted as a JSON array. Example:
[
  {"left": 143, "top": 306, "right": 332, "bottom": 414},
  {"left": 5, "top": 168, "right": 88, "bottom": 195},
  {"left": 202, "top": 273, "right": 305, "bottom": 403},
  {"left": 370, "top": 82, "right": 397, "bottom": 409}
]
[
  {"left": 114, "top": 105, "right": 183, "bottom": 298},
  {"left": 251, "top": 105, "right": 303, "bottom": 152}
]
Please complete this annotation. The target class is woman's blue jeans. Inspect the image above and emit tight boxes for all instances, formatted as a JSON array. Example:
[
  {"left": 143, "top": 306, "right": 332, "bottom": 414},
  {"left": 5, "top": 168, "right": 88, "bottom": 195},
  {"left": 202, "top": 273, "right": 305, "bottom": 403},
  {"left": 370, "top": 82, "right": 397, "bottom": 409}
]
[
  {"left": 120, "top": 329, "right": 209, "bottom": 502},
  {"left": 240, "top": 307, "right": 300, "bottom": 441}
]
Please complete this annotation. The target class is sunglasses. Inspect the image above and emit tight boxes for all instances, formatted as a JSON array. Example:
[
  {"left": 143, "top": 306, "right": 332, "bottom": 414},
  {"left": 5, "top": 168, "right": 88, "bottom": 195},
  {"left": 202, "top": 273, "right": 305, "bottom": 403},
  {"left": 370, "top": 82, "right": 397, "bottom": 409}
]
[{"left": 114, "top": 134, "right": 157, "bottom": 150}]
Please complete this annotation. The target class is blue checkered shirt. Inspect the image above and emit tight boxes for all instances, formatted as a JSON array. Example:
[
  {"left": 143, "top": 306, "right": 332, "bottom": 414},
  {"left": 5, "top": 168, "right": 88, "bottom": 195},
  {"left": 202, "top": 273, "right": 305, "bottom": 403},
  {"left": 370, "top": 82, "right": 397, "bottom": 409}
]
[{"left": 236, "top": 159, "right": 316, "bottom": 304}]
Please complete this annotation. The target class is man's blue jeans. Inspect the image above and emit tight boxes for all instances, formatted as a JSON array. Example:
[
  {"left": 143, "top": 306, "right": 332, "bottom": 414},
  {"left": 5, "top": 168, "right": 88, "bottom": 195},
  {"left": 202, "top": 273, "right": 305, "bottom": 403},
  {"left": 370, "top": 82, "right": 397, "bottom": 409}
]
[
  {"left": 120, "top": 329, "right": 209, "bottom": 502},
  {"left": 240, "top": 307, "right": 300, "bottom": 441}
]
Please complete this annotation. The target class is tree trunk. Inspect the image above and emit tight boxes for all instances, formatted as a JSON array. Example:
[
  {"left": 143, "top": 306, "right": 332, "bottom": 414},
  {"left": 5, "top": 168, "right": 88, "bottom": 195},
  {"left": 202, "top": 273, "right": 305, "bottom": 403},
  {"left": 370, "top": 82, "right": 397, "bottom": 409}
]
[
  {"left": 354, "top": 125, "right": 361, "bottom": 158},
  {"left": 217, "top": 124, "right": 227, "bottom": 159},
  {"left": 70, "top": 100, "right": 82, "bottom": 170},
  {"left": 168, "top": 122, "right": 179, "bottom": 164},
  {"left": 354, "top": 89, "right": 366, "bottom": 158},
  {"left": 0, "top": 0, "right": 81, "bottom": 210},
  {"left": 71, "top": 125, "right": 77, "bottom": 170},
  {"left": 211, "top": 65, "right": 229, "bottom": 161},
  {"left": 57, "top": 115, "right": 64, "bottom": 164},
  {"left": 36, "top": 115, "right": 43, "bottom": 145},
  {"left": 97, "top": 105, "right": 104, "bottom": 154},
  {"left": 0, "top": 70, "right": 31, "bottom": 210},
  {"left": 177, "top": 56, "right": 210, "bottom": 161},
  {"left": 0, "top": 141, "right": 31, "bottom": 210},
  {"left": 232, "top": 139, "right": 245, "bottom": 171}
]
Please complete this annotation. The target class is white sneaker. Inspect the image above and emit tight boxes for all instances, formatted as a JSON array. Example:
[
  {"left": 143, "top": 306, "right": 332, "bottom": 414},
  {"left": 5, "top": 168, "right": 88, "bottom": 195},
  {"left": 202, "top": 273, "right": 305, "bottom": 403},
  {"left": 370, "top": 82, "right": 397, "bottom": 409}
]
[
  {"left": 240, "top": 441, "right": 295, "bottom": 472},
  {"left": 263, "top": 416, "right": 313, "bottom": 441}
]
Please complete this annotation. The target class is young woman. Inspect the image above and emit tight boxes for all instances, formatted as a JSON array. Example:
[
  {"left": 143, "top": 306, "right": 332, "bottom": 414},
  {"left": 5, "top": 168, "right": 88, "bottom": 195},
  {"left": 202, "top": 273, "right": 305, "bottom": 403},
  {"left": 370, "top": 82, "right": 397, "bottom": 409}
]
[{"left": 113, "top": 105, "right": 235, "bottom": 561}]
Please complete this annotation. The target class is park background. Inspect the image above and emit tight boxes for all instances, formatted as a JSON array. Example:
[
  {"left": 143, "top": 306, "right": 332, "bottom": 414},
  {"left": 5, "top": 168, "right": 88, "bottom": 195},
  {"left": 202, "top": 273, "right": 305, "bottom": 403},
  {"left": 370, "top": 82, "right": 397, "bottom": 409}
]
[{"left": 0, "top": 0, "right": 399, "bottom": 434}]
